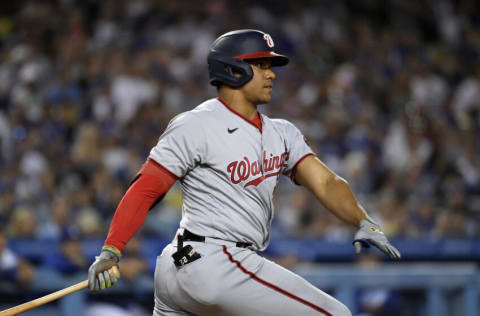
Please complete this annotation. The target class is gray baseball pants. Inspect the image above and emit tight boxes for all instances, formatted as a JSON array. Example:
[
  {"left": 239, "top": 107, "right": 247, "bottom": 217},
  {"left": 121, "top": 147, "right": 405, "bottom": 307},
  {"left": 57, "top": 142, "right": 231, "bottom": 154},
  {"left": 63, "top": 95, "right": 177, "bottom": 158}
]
[{"left": 153, "top": 238, "right": 351, "bottom": 316}]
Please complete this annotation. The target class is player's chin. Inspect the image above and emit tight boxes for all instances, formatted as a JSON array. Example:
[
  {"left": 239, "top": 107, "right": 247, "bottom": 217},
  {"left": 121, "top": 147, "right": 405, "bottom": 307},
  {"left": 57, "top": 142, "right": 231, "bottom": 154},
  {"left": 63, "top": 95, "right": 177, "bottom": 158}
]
[
  {"left": 257, "top": 96, "right": 271, "bottom": 105},
  {"left": 261, "top": 91, "right": 272, "bottom": 103}
]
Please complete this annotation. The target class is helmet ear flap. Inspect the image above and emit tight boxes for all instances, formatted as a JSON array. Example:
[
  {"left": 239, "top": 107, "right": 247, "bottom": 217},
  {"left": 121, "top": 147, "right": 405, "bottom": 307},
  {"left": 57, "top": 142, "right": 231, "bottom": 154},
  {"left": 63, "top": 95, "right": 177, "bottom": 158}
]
[{"left": 208, "top": 53, "right": 253, "bottom": 87}]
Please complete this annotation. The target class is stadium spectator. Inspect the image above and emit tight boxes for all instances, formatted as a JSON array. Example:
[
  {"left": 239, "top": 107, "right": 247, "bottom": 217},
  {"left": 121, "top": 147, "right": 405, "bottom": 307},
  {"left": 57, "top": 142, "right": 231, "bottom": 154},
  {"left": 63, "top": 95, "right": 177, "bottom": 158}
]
[
  {"left": 6, "top": 206, "right": 38, "bottom": 239},
  {"left": 43, "top": 230, "right": 89, "bottom": 276},
  {"left": 0, "top": 229, "right": 35, "bottom": 286}
]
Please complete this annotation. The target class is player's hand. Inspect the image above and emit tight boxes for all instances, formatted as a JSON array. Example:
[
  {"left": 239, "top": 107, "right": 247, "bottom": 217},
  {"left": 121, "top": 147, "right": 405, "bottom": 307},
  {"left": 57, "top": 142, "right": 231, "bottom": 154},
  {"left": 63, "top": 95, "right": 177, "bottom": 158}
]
[
  {"left": 88, "top": 246, "right": 121, "bottom": 291},
  {"left": 353, "top": 219, "right": 401, "bottom": 259}
]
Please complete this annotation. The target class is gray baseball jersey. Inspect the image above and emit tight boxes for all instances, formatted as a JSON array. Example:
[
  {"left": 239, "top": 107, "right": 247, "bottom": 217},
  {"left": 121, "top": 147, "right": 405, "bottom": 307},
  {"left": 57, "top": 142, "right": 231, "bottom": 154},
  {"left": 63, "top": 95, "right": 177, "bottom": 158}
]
[
  {"left": 150, "top": 97, "right": 352, "bottom": 316},
  {"left": 149, "top": 97, "right": 313, "bottom": 250}
]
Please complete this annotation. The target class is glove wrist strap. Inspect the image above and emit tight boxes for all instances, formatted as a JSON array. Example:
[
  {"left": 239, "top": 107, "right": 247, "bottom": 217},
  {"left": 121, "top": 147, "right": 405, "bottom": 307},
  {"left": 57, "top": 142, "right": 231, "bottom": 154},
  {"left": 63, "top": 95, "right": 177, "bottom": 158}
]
[{"left": 102, "top": 245, "right": 122, "bottom": 262}]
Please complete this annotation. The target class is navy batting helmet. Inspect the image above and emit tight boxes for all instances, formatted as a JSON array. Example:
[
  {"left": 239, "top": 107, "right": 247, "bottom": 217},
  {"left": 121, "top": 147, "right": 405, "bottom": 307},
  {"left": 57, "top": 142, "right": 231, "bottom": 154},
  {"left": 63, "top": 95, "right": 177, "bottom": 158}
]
[{"left": 208, "top": 29, "right": 289, "bottom": 87}]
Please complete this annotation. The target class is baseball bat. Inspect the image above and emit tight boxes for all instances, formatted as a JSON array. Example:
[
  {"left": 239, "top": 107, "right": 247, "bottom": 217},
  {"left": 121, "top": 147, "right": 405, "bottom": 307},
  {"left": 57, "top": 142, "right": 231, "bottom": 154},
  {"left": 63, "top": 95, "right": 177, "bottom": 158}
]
[{"left": 0, "top": 266, "right": 120, "bottom": 316}]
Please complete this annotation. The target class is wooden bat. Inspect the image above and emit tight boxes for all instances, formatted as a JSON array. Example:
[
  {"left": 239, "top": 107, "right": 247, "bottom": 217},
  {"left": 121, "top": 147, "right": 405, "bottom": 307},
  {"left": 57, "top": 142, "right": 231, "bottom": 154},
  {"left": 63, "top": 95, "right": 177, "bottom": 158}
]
[{"left": 0, "top": 266, "right": 120, "bottom": 316}]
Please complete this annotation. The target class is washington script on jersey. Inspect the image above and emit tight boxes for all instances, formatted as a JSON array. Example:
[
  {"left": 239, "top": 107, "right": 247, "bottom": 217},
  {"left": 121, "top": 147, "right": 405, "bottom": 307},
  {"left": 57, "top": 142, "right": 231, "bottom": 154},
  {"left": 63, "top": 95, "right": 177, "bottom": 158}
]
[{"left": 227, "top": 150, "right": 290, "bottom": 187}]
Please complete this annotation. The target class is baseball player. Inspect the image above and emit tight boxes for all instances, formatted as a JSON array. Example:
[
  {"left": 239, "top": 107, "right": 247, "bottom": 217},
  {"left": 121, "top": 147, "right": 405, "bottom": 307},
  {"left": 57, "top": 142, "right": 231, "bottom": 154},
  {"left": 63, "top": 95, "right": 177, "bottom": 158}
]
[{"left": 88, "top": 29, "right": 401, "bottom": 316}]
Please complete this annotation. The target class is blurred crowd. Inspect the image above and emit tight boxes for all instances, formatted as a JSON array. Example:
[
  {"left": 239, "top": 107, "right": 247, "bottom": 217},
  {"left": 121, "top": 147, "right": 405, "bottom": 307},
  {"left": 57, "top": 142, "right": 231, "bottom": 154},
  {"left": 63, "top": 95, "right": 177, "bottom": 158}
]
[
  {"left": 0, "top": 0, "right": 480, "bottom": 286},
  {"left": 1, "top": 1, "right": 479, "bottom": 315}
]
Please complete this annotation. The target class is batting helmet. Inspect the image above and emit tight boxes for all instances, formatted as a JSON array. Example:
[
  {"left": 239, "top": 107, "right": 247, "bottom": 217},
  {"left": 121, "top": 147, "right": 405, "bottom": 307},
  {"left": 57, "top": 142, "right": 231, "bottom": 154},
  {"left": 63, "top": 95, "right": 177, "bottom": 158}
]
[{"left": 208, "top": 29, "right": 289, "bottom": 87}]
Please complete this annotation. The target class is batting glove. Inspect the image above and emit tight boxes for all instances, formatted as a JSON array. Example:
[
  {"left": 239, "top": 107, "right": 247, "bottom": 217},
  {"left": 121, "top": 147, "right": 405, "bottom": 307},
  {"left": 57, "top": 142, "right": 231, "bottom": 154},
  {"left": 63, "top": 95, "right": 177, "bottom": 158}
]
[
  {"left": 353, "top": 218, "right": 401, "bottom": 259},
  {"left": 88, "top": 246, "right": 121, "bottom": 291}
]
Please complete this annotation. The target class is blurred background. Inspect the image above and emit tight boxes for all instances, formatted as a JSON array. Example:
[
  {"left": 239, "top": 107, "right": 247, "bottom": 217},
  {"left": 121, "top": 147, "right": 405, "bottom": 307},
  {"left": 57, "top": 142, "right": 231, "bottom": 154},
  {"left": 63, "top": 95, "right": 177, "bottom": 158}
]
[{"left": 0, "top": 0, "right": 479, "bottom": 315}]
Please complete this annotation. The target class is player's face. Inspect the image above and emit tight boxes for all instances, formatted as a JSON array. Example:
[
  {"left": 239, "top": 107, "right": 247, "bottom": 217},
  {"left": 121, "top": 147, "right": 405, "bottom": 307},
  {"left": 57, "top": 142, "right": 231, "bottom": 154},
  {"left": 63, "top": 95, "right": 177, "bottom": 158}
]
[{"left": 241, "top": 59, "right": 276, "bottom": 105}]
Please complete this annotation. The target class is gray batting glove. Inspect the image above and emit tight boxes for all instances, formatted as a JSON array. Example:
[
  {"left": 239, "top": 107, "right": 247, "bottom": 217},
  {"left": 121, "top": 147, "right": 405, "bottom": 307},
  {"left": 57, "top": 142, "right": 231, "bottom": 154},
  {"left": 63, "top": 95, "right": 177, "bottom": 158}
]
[
  {"left": 353, "top": 218, "right": 401, "bottom": 259},
  {"left": 88, "top": 246, "right": 121, "bottom": 292}
]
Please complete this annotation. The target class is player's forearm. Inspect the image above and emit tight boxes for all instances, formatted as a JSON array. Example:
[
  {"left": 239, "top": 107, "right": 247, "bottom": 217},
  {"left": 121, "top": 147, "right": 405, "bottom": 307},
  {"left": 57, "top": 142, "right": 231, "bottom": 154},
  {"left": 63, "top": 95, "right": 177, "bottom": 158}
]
[
  {"left": 295, "top": 156, "right": 367, "bottom": 228},
  {"left": 105, "top": 174, "right": 165, "bottom": 252},
  {"left": 317, "top": 174, "right": 367, "bottom": 227},
  {"left": 104, "top": 193, "right": 149, "bottom": 253}
]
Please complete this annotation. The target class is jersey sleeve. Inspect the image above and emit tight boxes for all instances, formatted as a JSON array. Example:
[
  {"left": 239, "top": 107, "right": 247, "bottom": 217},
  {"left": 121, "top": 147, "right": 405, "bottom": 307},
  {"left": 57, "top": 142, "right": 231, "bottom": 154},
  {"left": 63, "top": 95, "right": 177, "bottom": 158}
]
[
  {"left": 149, "top": 112, "right": 205, "bottom": 178},
  {"left": 280, "top": 120, "right": 315, "bottom": 182}
]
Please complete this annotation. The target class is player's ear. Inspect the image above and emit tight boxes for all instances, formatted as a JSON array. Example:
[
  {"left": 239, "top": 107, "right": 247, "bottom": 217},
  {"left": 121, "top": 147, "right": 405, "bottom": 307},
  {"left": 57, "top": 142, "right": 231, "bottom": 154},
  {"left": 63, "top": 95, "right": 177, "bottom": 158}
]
[{"left": 232, "top": 69, "right": 242, "bottom": 78}]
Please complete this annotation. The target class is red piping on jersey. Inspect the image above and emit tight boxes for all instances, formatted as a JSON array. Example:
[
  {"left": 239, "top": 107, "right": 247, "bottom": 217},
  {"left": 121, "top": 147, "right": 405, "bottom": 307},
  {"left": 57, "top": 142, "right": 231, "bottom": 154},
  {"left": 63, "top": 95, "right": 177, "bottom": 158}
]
[
  {"left": 221, "top": 246, "right": 333, "bottom": 316},
  {"left": 217, "top": 97, "right": 262, "bottom": 133},
  {"left": 290, "top": 153, "right": 314, "bottom": 184}
]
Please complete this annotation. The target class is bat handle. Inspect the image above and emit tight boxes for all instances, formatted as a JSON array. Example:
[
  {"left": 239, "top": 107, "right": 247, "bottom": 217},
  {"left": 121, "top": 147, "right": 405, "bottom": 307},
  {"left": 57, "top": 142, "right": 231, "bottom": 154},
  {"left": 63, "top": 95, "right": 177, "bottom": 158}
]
[{"left": 0, "top": 266, "right": 121, "bottom": 316}]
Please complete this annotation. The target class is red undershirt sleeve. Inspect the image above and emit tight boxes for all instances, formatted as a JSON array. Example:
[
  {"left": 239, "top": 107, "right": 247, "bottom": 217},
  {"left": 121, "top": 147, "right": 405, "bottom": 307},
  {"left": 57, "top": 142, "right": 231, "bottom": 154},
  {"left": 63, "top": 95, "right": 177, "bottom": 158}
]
[{"left": 104, "top": 158, "right": 178, "bottom": 254}]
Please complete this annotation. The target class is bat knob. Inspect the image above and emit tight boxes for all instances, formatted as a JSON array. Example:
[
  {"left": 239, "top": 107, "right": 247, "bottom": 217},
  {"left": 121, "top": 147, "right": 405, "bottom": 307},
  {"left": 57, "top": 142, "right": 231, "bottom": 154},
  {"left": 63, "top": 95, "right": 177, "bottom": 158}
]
[{"left": 109, "top": 265, "right": 121, "bottom": 279}]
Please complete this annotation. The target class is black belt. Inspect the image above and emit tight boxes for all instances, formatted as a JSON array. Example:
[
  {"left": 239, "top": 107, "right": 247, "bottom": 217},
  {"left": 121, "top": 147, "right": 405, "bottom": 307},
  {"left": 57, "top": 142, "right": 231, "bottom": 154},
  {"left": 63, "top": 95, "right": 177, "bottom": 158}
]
[{"left": 182, "top": 229, "right": 253, "bottom": 249}]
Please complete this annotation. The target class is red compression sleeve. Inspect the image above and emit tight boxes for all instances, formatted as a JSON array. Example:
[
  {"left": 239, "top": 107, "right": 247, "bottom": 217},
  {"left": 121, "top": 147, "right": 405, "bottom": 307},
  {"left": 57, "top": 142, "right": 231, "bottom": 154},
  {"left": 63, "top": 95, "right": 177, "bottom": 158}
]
[{"left": 104, "top": 159, "right": 178, "bottom": 253}]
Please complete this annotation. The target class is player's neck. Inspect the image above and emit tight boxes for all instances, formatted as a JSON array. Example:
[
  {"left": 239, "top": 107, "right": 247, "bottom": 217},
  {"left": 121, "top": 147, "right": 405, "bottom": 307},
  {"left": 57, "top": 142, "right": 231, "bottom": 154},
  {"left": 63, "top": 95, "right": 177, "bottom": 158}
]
[{"left": 218, "top": 90, "right": 258, "bottom": 120}]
